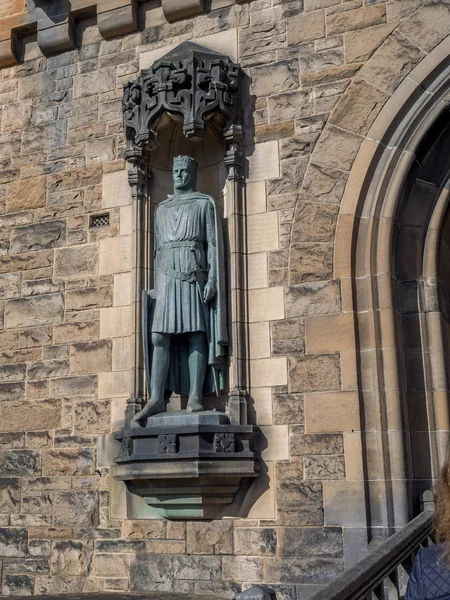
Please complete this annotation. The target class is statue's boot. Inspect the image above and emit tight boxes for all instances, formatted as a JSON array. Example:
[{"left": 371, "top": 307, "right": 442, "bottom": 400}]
[
  {"left": 133, "top": 398, "right": 167, "bottom": 421},
  {"left": 187, "top": 397, "right": 204, "bottom": 412}
]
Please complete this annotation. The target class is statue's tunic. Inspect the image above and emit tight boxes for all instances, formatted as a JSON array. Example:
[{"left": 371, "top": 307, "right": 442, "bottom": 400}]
[{"left": 152, "top": 195, "right": 212, "bottom": 335}]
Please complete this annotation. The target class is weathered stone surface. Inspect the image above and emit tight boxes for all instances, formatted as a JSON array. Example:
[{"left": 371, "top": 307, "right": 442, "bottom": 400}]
[
  {"left": 27, "top": 360, "right": 69, "bottom": 380},
  {"left": 94, "top": 553, "right": 129, "bottom": 578},
  {"left": 50, "top": 375, "right": 97, "bottom": 397},
  {"left": 0, "top": 450, "right": 40, "bottom": 476},
  {"left": 222, "top": 556, "right": 264, "bottom": 582},
  {"left": 2, "top": 573, "right": 34, "bottom": 596},
  {"left": 279, "top": 527, "right": 342, "bottom": 557},
  {"left": 289, "top": 354, "right": 340, "bottom": 392},
  {"left": 235, "top": 528, "right": 277, "bottom": 556},
  {"left": 273, "top": 392, "right": 304, "bottom": 425},
  {"left": 299, "top": 163, "right": 348, "bottom": 206},
  {"left": 29, "top": 540, "right": 51, "bottom": 557},
  {"left": 265, "top": 557, "right": 343, "bottom": 584},
  {"left": 19, "top": 326, "right": 52, "bottom": 348},
  {"left": 53, "top": 321, "right": 99, "bottom": 344},
  {"left": 290, "top": 432, "right": 343, "bottom": 456},
  {"left": 358, "top": 31, "right": 425, "bottom": 94},
  {"left": 51, "top": 540, "right": 93, "bottom": 575},
  {"left": 267, "top": 158, "right": 308, "bottom": 196},
  {"left": 291, "top": 202, "right": 339, "bottom": 242},
  {"left": 288, "top": 10, "right": 325, "bottom": 45},
  {"left": 345, "top": 23, "right": 397, "bottom": 63},
  {"left": 74, "top": 400, "right": 111, "bottom": 435},
  {"left": 3, "top": 557, "right": 50, "bottom": 573},
  {"left": 0, "top": 0, "right": 25, "bottom": 19},
  {"left": 5, "top": 294, "right": 64, "bottom": 328},
  {"left": 311, "top": 125, "right": 362, "bottom": 171},
  {"left": 173, "top": 556, "right": 221, "bottom": 580},
  {"left": 22, "top": 491, "right": 52, "bottom": 514},
  {"left": 121, "top": 520, "right": 166, "bottom": 539},
  {"left": 0, "top": 528, "right": 27, "bottom": 557},
  {"left": 0, "top": 400, "right": 61, "bottom": 432},
  {"left": 22, "top": 279, "right": 64, "bottom": 297},
  {"left": 0, "top": 478, "right": 21, "bottom": 513},
  {"left": 55, "top": 245, "right": 99, "bottom": 279},
  {"left": 286, "top": 281, "right": 341, "bottom": 317},
  {"left": 70, "top": 340, "right": 112, "bottom": 374},
  {"left": 251, "top": 60, "right": 299, "bottom": 97},
  {"left": 327, "top": 4, "right": 386, "bottom": 36},
  {"left": 48, "top": 165, "right": 102, "bottom": 194},
  {"left": 304, "top": 455, "right": 345, "bottom": 480},
  {"left": 0, "top": 273, "right": 21, "bottom": 299},
  {"left": 329, "top": 78, "right": 389, "bottom": 136},
  {"left": 10, "top": 220, "right": 66, "bottom": 254},
  {"left": 289, "top": 243, "right": 333, "bottom": 283},
  {"left": 53, "top": 491, "right": 97, "bottom": 526},
  {"left": 65, "top": 287, "right": 113, "bottom": 311},
  {"left": 73, "top": 67, "right": 116, "bottom": 99},
  {"left": 130, "top": 554, "right": 172, "bottom": 591},
  {"left": 186, "top": 522, "right": 233, "bottom": 555},
  {"left": 7, "top": 175, "right": 46, "bottom": 212},
  {"left": 268, "top": 90, "right": 313, "bottom": 123},
  {"left": 42, "top": 448, "right": 96, "bottom": 476},
  {"left": 280, "top": 134, "right": 319, "bottom": 160},
  {"left": 0, "top": 363, "right": 25, "bottom": 382},
  {"left": 255, "top": 121, "right": 295, "bottom": 143},
  {"left": 0, "top": 382, "right": 24, "bottom": 401},
  {"left": 22, "top": 121, "right": 67, "bottom": 153},
  {"left": 398, "top": 0, "right": 450, "bottom": 53}
]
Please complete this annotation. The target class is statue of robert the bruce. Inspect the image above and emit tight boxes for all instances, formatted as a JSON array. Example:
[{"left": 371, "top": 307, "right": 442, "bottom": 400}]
[{"left": 134, "top": 156, "right": 228, "bottom": 421}]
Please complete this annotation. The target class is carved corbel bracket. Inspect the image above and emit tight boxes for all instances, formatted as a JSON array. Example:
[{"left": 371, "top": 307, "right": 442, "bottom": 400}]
[
  {"left": 162, "top": 0, "right": 205, "bottom": 23},
  {"left": 123, "top": 41, "right": 241, "bottom": 151}
]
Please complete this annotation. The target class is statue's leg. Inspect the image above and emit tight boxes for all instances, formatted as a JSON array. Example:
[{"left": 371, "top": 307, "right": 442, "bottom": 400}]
[
  {"left": 133, "top": 332, "right": 170, "bottom": 421},
  {"left": 187, "top": 331, "right": 207, "bottom": 412}
]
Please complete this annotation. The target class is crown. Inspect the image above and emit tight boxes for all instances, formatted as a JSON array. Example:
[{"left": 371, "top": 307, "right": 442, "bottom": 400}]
[{"left": 173, "top": 155, "right": 198, "bottom": 170}]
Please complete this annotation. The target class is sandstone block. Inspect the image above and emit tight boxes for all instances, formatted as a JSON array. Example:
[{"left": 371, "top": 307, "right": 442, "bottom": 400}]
[
  {"left": 234, "top": 527, "right": 276, "bottom": 556},
  {"left": 22, "top": 279, "right": 64, "bottom": 298},
  {"left": 70, "top": 340, "right": 112, "bottom": 374},
  {"left": 285, "top": 281, "right": 340, "bottom": 318},
  {"left": 291, "top": 202, "right": 339, "bottom": 243},
  {"left": 300, "top": 163, "right": 348, "bottom": 206},
  {"left": 130, "top": 554, "right": 172, "bottom": 592},
  {"left": 305, "top": 313, "right": 355, "bottom": 353},
  {"left": 173, "top": 555, "right": 221, "bottom": 580},
  {"left": 122, "top": 520, "right": 166, "bottom": 539},
  {"left": 50, "top": 375, "right": 97, "bottom": 398},
  {"left": 2, "top": 574, "right": 34, "bottom": 596},
  {"left": 288, "top": 10, "right": 325, "bottom": 45},
  {"left": 312, "top": 125, "right": 362, "bottom": 171},
  {"left": 278, "top": 527, "right": 342, "bottom": 557},
  {"left": 0, "top": 273, "right": 20, "bottom": 299},
  {"left": 7, "top": 175, "right": 46, "bottom": 212},
  {"left": 10, "top": 221, "right": 66, "bottom": 254},
  {"left": 186, "top": 522, "right": 233, "bottom": 555},
  {"left": 0, "top": 363, "right": 24, "bottom": 382},
  {"left": 0, "top": 478, "right": 21, "bottom": 513},
  {"left": 6, "top": 294, "right": 64, "bottom": 329},
  {"left": 289, "top": 354, "right": 340, "bottom": 393},
  {"left": 22, "top": 120, "right": 67, "bottom": 153},
  {"left": 94, "top": 554, "right": 129, "bottom": 578},
  {"left": 0, "top": 450, "right": 40, "bottom": 477},
  {"left": 247, "top": 212, "right": 279, "bottom": 254},
  {"left": 99, "top": 236, "right": 132, "bottom": 275},
  {"left": 22, "top": 491, "right": 52, "bottom": 514},
  {"left": 255, "top": 121, "right": 295, "bottom": 144},
  {"left": 74, "top": 400, "right": 111, "bottom": 435},
  {"left": 43, "top": 448, "right": 96, "bottom": 476},
  {"left": 273, "top": 392, "right": 304, "bottom": 425},
  {"left": 65, "top": 287, "right": 113, "bottom": 313},
  {"left": 268, "top": 90, "right": 313, "bottom": 123},
  {"left": 19, "top": 71, "right": 56, "bottom": 100},
  {"left": 304, "top": 391, "right": 360, "bottom": 433},
  {"left": 0, "top": 400, "right": 61, "bottom": 432},
  {"left": 0, "top": 0, "right": 25, "bottom": 18},
  {"left": 222, "top": 556, "right": 264, "bottom": 582},
  {"left": 251, "top": 60, "right": 299, "bottom": 97},
  {"left": 265, "top": 557, "right": 343, "bottom": 584},
  {"left": 290, "top": 432, "right": 343, "bottom": 456},
  {"left": 327, "top": 4, "right": 386, "bottom": 36},
  {"left": 304, "top": 455, "right": 345, "bottom": 480},
  {"left": 280, "top": 134, "right": 319, "bottom": 160},
  {"left": 73, "top": 68, "right": 116, "bottom": 99},
  {"left": 53, "top": 491, "right": 97, "bottom": 526},
  {"left": 29, "top": 540, "right": 51, "bottom": 557},
  {"left": 53, "top": 322, "right": 99, "bottom": 344},
  {"left": 345, "top": 23, "right": 396, "bottom": 63},
  {"left": 358, "top": 31, "right": 425, "bottom": 95},
  {"left": 51, "top": 540, "right": 93, "bottom": 576},
  {"left": 0, "top": 383, "right": 25, "bottom": 401},
  {"left": 267, "top": 157, "right": 308, "bottom": 196},
  {"left": 289, "top": 243, "right": 333, "bottom": 283},
  {"left": 27, "top": 360, "right": 69, "bottom": 380},
  {"left": 55, "top": 245, "right": 99, "bottom": 279}
]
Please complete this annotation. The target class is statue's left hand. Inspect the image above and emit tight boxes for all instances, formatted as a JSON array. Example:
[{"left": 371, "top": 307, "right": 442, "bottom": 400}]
[{"left": 203, "top": 280, "right": 217, "bottom": 303}]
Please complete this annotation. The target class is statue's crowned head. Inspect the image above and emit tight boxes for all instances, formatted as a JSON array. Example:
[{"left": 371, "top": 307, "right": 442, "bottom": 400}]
[{"left": 173, "top": 155, "right": 198, "bottom": 192}]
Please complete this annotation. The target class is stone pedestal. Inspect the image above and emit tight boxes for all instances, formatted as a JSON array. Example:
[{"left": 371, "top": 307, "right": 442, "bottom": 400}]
[{"left": 113, "top": 411, "right": 259, "bottom": 519}]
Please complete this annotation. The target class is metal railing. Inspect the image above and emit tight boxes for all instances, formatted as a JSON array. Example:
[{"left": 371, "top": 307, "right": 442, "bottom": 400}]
[{"left": 308, "top": 509, "right": 434, "bottom": 600}]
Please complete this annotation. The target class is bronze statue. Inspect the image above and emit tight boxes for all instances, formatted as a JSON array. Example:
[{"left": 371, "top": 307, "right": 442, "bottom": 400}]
[{"left": 134, "top": 156, "right": 228, "bottom": 421}]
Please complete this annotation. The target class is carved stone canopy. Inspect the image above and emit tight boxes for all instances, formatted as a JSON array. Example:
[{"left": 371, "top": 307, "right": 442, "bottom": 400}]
[{"left": 123, "top": 41, "right": 241, "bottom": 151}]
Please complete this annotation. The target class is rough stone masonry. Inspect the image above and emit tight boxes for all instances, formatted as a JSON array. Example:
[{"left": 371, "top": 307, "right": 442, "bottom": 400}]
[{"left": 0, "top": 0, "right": 447, "bottom": 597}]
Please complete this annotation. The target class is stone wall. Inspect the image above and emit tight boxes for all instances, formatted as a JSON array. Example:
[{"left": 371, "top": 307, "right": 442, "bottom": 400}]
[{"left": 0, "top": 0, "right": 448, "bottom": 597}]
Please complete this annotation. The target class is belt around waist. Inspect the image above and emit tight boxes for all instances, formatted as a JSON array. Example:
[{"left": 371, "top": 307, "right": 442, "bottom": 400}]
[{"left": 159, "top": 241, "right": 202, "bottom": 250}]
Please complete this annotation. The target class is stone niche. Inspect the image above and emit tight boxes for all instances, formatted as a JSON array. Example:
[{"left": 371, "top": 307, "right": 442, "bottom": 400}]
[{"left": 112, "top": 41, "right": 259, "bottom": 519}]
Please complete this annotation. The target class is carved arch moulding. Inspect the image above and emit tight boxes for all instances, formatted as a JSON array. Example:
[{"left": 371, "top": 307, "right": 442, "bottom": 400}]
[{"left": 113, "top": 41, "right": 259, "bottom": 520}]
